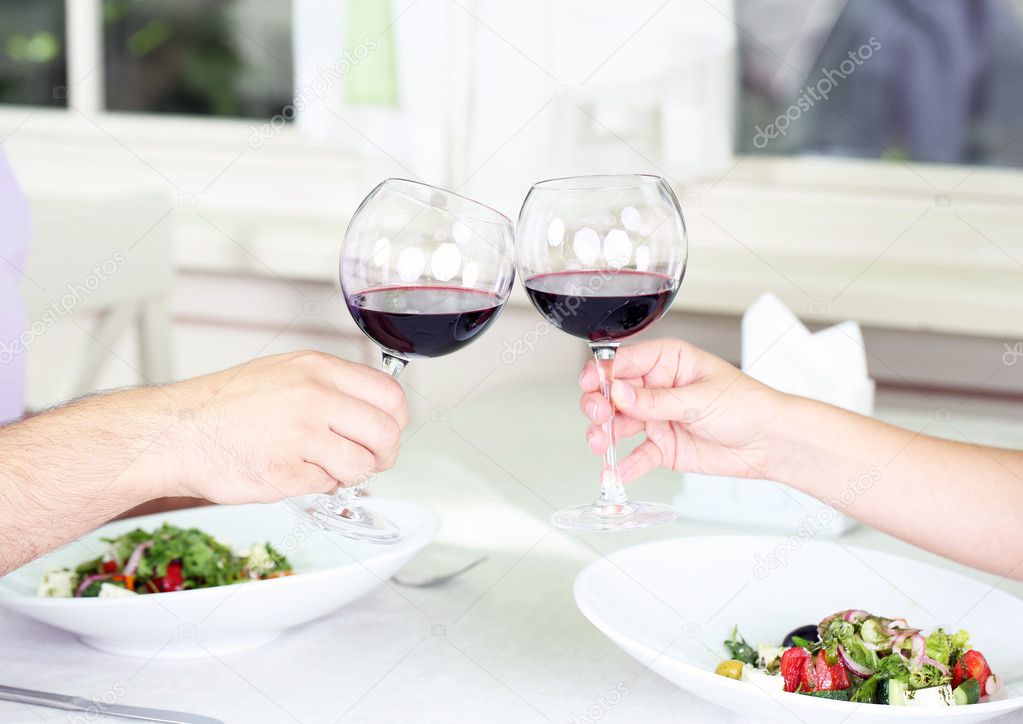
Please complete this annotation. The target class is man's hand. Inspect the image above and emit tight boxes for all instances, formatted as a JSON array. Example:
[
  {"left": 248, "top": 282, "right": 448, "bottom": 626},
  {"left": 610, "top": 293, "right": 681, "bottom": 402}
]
[
  {"left": 0, "top": 350, "right": 406, "bottom": 574},
  {"left": 578, "top": 338, "right": 783, "bottom": 481},
  {"left": 165, "top": 350, "right": 407, "bottom": 504}
]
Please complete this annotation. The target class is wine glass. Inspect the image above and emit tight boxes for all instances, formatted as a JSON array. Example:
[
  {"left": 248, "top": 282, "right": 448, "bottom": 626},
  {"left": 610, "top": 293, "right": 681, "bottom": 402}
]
[
  {"left": 296, "top": 179, "right": 515, "bottom": 543},
  {"left": 515, "top": 174, "right": 687, "bottom": 532}
]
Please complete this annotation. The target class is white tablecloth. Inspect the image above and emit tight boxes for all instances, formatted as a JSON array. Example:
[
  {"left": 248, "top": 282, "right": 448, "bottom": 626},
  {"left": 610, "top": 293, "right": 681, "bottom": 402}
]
[{"left": 2, "top": 384, "right": 1021, "bottom": 723}]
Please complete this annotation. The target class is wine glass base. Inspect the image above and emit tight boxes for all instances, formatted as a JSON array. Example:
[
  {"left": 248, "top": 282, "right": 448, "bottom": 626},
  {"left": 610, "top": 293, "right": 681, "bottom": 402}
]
[
  {"left": 550, "top": 500, "right": 678, "bottom": 532},
  {"left": 294, "top": 495, "right": 403, "bottom": 544}
]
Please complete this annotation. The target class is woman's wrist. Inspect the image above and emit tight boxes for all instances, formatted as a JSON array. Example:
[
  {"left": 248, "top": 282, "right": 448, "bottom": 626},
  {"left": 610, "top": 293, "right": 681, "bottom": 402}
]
[{"left": 760, "top": 391, "right": 828, "bottom": 489}]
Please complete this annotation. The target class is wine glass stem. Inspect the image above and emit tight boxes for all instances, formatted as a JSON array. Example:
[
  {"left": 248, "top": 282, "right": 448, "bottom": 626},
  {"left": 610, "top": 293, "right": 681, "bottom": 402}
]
[
  {"left": 591, "top": 344, "right": 628, "bottom": 507},
  {"left": 329, "top": 352, "right": 408, "bottom": 510}
]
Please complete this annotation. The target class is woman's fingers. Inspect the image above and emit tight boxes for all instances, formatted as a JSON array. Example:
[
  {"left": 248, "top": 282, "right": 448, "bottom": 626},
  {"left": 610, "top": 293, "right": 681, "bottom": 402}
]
[
  {"left": 580, "top": 391, "right": 612, "bottom": 423},
  {"left": 619, "top": 438, "right": 665, "bottom": 482},
  {"left": 610, "top": 379, "right": 695, "bottom": 422},
  {"left": 578, "top": 338, "right": 703, "bottom": 393},
  {"left": 585, "top": 417, "right": 645, "bottom": 454}
]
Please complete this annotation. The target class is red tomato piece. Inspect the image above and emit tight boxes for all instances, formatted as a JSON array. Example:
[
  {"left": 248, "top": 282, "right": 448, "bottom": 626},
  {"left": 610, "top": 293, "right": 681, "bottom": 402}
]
[
  {"left": 801, "top": 651, "right": 851, "bottom": 692},
  {"left": 152, "top": 561, "right": 185, "bottom": 592},
  {"left": 781, "top": 647, "right": 810, "bottom": 692},
  {"left": 953, "top": 650, "right": 991, "bottom": 692}
]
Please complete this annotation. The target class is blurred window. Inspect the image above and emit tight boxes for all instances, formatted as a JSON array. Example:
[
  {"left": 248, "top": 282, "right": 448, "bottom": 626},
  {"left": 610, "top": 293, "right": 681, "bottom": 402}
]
[
  {"left": 736, "top": 0, "right": 1023, "bottom": 168},
  {"left": 102, "top": 0, "right": 293, "bottom": 118},
  {"left": 0, "top": 0, "right": 67, "bottom": 107},
  {"left": 0, "top": 0, "right": 292, "bottom": 119}
]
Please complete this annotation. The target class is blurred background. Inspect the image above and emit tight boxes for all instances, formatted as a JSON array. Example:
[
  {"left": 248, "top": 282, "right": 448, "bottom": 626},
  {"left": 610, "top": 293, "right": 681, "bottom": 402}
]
[{"left": 0, "top": 0, "right": 1021, "bottom": 477}]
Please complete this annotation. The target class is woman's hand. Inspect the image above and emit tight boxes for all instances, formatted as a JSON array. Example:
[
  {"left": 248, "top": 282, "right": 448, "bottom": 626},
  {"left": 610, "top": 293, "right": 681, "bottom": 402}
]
[{"left": 579, "top": 338, "right": 785, "bottom": 482}]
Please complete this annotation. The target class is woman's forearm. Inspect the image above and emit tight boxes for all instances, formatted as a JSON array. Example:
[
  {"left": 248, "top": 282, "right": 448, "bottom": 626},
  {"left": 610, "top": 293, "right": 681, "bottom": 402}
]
[{"left": 768, "top": 394, "right": 1023, "bottom": 578}]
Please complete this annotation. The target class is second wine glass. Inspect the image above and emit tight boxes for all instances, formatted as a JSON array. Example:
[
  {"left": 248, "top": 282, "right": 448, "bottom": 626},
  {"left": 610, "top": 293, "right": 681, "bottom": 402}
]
[
  {"left": 515, "top": 174, "right": 688, "bottom": 532},
  {"left": 296, "top": 178, "right": 515, "bottom": 543}
]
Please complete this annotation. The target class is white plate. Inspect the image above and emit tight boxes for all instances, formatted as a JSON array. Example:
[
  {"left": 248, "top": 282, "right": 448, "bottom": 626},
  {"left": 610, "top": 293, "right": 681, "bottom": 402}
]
[
  {"left": 574, "top": 536, "right": 1023, "bottom": 723},
  {"left": 0, "top": 498, "right": 439, "bottom": 658}
]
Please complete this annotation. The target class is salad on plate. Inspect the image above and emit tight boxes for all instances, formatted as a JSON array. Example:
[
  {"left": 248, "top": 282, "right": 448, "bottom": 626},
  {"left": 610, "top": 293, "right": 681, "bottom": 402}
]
[
  {"left": 37, "top": 523, "right": 293, "bottom": 598},
  {"left": 716, "top": 609, "right": 1003, "bottom": 707}
]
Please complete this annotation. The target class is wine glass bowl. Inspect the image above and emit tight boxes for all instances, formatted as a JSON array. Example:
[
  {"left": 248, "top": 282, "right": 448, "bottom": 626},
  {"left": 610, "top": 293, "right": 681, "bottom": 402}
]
[
  {"left": 516, "top": 174, "right": 688, "bottom": 532},
  {"left": 341, "top": 178, "right": 515, "bottom": 362},
  {"left": 295, "top": 179, "right": 515, "bottom": 543}
]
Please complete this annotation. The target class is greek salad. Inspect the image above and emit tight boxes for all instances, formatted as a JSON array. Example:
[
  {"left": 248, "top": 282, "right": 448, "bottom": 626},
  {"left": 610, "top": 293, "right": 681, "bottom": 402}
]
[
  {"left": 37, "top": 523, "right": 293, "bottom": 598},
  {"left": 716, "top": 609, "right": 1003, "bottom": 707}
]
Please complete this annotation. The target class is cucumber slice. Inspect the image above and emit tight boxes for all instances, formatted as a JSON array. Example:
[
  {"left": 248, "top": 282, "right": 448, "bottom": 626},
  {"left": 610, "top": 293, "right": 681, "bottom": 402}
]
[
  {"left": 861, "top": 618, "right": 887, "bottom": 645},
  {"left": 954, "top": 678, "right": 982, "bottom": 705},
  {"left": 800, "top": 688, "right": 852, "bottom": 701},
  {"left": 880, "top": 679, "right": 909, "bottom": 706}
]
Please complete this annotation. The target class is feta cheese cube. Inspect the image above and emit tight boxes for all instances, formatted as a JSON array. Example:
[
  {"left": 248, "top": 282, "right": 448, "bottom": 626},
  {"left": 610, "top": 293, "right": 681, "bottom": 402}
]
[
  {"left": 98, "top": 582, "right": 137, "bottom": 598},
  {"left": 37, "top": 568, "right": 76, "bottom": 598}
]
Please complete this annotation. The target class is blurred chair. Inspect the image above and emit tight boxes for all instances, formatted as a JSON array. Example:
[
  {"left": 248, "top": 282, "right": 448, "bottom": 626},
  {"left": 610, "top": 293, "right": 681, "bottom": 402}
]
[{"left": 20, "top": 186, "right": 174, "bottom": 404}]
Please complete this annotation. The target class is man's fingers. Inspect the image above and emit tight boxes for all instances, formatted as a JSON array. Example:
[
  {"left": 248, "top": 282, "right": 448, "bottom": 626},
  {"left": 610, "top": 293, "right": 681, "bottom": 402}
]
[
  {"left": 304, "top": 435, "right": 377, "bottom": 487},
  {"left": 301, "top": 351, "right": 408, "bottom": 429},
  {"left": 297, "top": 462, "right": 345, "bottom": 495},
  {"left": 610, "top": 379, "right": 693, "bottom": 422},
  {"left": 325, "top": 393, "right": 402, "bottom": 470}
]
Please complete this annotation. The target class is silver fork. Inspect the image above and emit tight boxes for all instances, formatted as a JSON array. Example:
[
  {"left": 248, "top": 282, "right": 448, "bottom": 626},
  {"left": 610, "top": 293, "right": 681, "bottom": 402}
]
[{"left": 392, "top": 550, "right": 487, "bottom": 587}]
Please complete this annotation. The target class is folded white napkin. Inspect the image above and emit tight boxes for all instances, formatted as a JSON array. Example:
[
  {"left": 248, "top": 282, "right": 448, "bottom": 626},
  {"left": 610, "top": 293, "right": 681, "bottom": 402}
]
[
  {"left": 741, "top": 292, "right": 873, "bottom": 415},
  {"left": 675, "top": 292, "right": 874, "bottom": 535}
]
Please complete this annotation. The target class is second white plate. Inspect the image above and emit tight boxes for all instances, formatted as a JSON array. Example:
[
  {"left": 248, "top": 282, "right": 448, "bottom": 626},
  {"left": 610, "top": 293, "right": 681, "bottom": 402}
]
[{"left": 574, "top": 535, "right": 1023, "bottom": 723}]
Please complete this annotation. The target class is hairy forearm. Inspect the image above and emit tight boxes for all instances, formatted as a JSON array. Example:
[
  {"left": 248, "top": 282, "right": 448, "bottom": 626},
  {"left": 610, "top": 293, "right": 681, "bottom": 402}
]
[
  {"left": 768, "top": 394, "right": 1023, "bottom": 579},
  {"left": 0, "top": 388, "right": 179, "bottom": 574}
]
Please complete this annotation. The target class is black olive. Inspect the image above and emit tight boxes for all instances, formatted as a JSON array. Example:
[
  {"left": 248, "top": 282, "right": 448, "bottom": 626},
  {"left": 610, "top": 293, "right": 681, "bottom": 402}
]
[{"left": 782, "top": 624, "right": 819, "bottom": 648}]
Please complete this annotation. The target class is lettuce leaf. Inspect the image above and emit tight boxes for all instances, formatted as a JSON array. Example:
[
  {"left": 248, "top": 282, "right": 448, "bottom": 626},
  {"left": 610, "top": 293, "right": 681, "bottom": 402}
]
[{"left": 925, "top": 628, "right": 971, "bottom": 666}]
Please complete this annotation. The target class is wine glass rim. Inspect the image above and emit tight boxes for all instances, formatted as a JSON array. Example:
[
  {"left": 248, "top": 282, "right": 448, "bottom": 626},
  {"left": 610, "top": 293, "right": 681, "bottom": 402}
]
[
  {"left": 382, "top": 178, "right": 512, "bottom": 226},
  {"left": 528, "top": 173, "right": 666, "bottom": 192}
]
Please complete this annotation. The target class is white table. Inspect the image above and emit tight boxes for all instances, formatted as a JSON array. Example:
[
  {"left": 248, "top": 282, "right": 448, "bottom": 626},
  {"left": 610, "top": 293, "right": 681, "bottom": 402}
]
[{"left": 2, "top": 383, "right": 1021, "bottom": 723}]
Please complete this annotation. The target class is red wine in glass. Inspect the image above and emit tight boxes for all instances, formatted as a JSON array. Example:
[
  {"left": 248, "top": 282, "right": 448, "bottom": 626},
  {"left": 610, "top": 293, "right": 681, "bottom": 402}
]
[
  {"left": 295, "top": 178, "right": 514, "bottom": 545},
  {"left": 515, "top": 173, "right": 687, "bottom": 533},
  {"left": 348, "top": 286, "right": 505, "bottom": 358},
  {"left": 523, "top": 270, "right": 676, "bottom": 343}
]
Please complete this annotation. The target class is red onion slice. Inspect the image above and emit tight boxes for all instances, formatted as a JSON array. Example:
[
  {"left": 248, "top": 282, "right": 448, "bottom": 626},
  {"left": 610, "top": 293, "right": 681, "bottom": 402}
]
[
  {"left": 843, "top": 610, "right": 870, "bottom": 624},
  {"left": 838, "top": 644, "right": 873, "bottom": 677},
  {"left": 909, "top": 634, "right": 926, "bottom": 667},
  {"left": 75, "top": 573, "right": 113, "bottom": 597},
  {"left": 921, "top": 656, "right": 950, "bottom": 677},
  {"left": 123, "top": 541, "right": 154, "bottom": 576}
]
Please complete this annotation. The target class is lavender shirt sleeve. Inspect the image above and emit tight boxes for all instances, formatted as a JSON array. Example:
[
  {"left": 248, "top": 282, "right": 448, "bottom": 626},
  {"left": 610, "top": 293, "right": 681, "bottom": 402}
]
[{"left": 0, "top": 146, "right": 30, "bottom": 423}]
